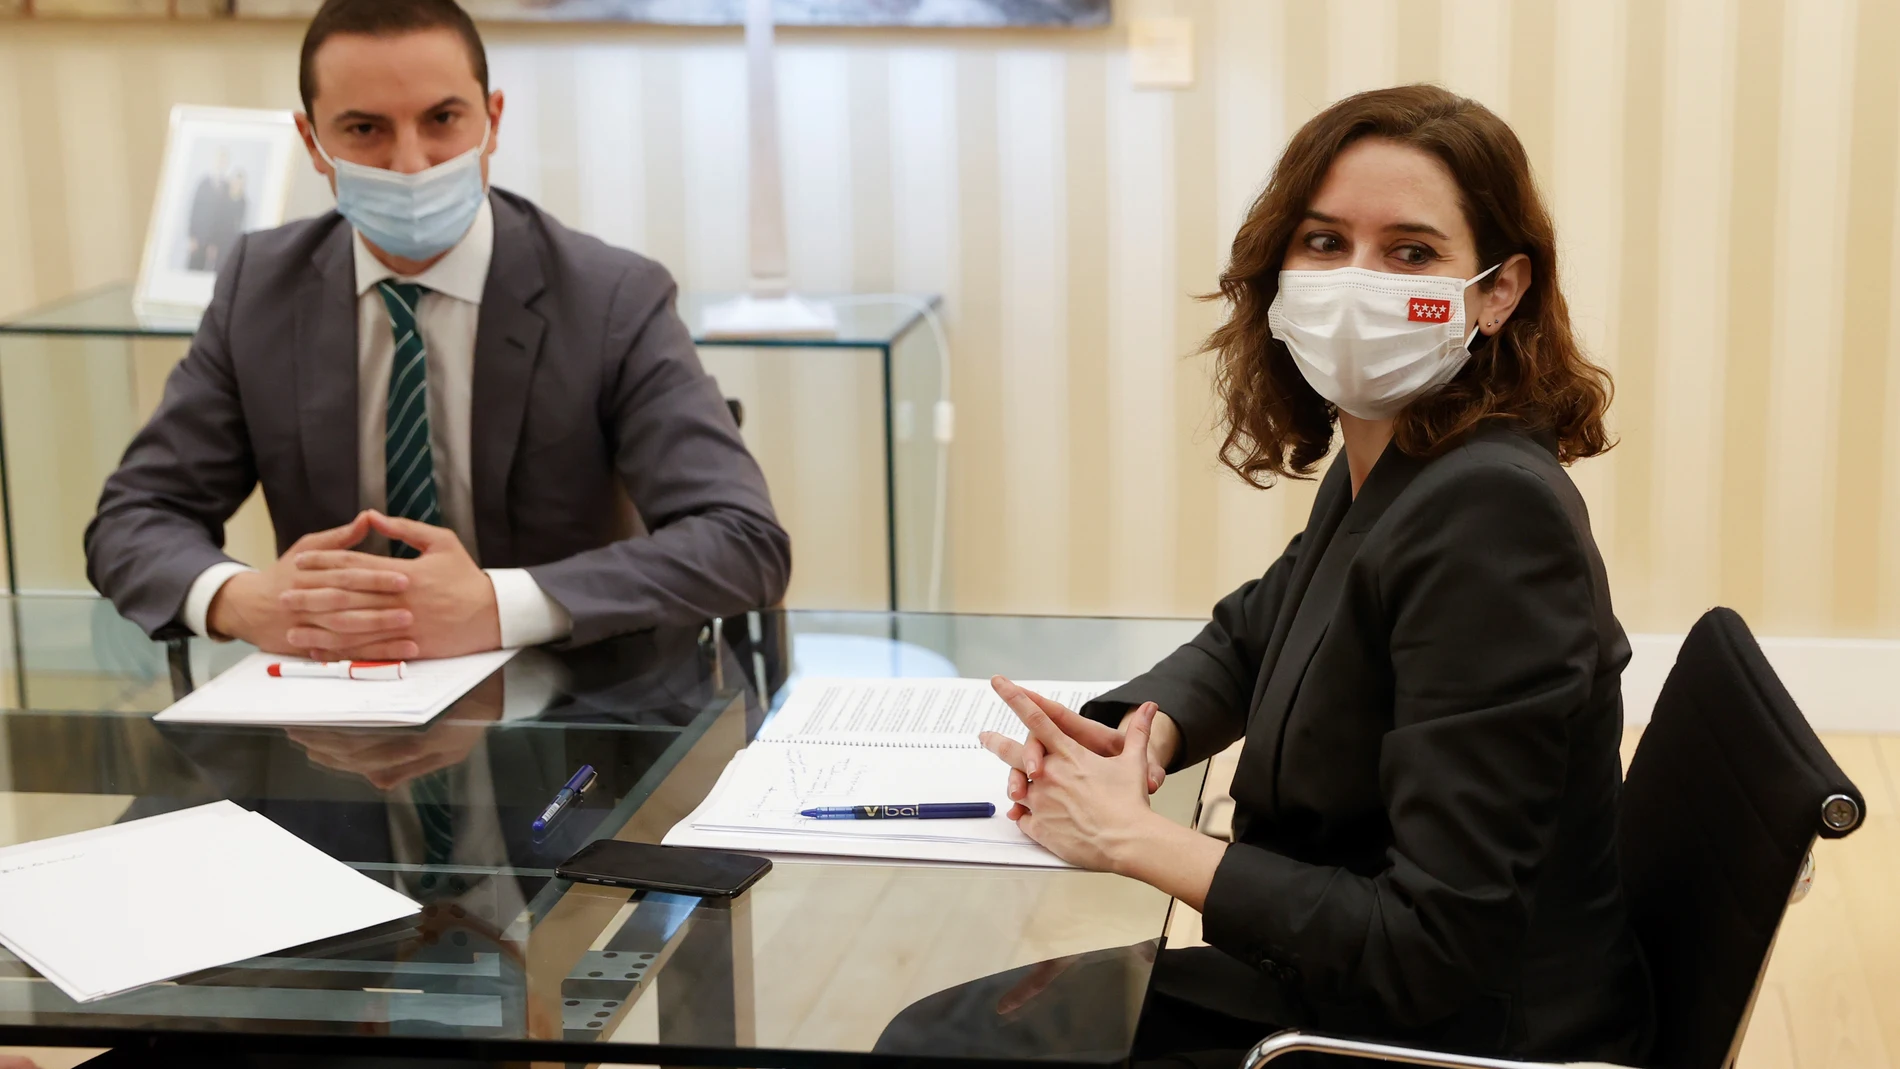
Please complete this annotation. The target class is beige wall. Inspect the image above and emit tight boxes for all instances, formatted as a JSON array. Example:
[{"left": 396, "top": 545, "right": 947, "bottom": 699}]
[{"left": 1, "top": 0, "right": 1898, "bottom": 637}]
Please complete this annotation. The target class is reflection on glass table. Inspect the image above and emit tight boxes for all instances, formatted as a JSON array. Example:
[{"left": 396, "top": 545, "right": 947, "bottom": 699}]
[
  {"left": 0, "top": 600, "right": 1211, "bottom": 1066},
  {"left": 0, "top": 284, "right": 944, "bottom": 612}
]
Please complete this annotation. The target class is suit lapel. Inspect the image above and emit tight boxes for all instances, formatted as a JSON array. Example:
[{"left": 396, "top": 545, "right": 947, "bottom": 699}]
[
  {"left": 1257, "top": 457, "right": 1351, "bottom": 685},
  {"left": 1249, "top": 440, "right": 1429, "bottom": 814},
  {"left": 292, "top": 225, "right": 361, "bottom": 530},
  {"left": 469, "top": 195, "right": 547, "bottom": 567}
]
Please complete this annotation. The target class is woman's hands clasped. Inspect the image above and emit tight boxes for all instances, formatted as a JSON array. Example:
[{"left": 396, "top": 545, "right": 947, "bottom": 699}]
[
  {"left": 978, "top": 682, "right": 1171, "bottom": 807},
  {"left": 978, "top": 677, "right": 1176, "bottom": 872}
]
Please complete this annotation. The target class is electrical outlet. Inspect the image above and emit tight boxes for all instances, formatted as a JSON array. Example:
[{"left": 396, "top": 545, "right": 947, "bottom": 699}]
[{"left": 1129, "top": 17, "right": 1195, "bottom": 90}]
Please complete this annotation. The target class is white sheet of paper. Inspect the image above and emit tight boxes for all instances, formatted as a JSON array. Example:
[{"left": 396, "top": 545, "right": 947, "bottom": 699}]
[
  {"left": 664, "top": 748, "right": 1069, "bottom": 867},
  {"left": 692, "top": 745, "right": 1035, "bottom": 844},
  {"left": 663, "top": 677, "right": 1122, "bottom": 868},
  {"left": 154, "top": 649, "right": 519, "bottom": 728},
  {"left": 664, "top": 822, "right": 1068, "bottom": 868},
  {"left": 0, "top": 801, "right": 419, "bottom": 1003},
  {"left": 760, "top": 677, "right": 1120, "bottom": 748}
]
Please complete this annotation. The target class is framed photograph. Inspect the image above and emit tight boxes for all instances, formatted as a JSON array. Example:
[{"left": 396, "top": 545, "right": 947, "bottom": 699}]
[
  {"left": 234, "top": 0, "right": 1110, "bottom": 28},
  {"left": 135, "top": 106, "right": 303, "bottom": 318}
]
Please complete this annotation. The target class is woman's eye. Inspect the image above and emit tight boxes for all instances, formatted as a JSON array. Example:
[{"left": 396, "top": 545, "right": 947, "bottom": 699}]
[
  {"left": 1393, "top": 244, "right": 1433, "bottom": 266},
  {"left": 1303, "top": 233, "right": 1343, "bottom": 254}
]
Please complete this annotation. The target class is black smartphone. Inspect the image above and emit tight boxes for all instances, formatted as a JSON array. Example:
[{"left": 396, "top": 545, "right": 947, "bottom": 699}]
[{"left": 556, "top": 840, "right": 772, "bottom": 898}]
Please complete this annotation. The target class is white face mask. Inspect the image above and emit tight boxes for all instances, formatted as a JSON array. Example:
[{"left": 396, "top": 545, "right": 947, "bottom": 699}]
[
  {"left": 1267, "top": 263, "right": 1502, "bottom": 420},
  {"left": 313, "top": 123, "right": 491, "bottom": 262}
]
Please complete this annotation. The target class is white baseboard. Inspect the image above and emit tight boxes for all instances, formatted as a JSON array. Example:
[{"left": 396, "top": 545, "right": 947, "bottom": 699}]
[{"left": 1623, "top": 633, "right": 1900, "bottom": 734}]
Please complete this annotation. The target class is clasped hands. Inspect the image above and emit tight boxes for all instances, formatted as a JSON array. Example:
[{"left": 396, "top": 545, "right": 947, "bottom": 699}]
[
  {"left": 977, "top": 677, "right": 1181, "bottom": 873},
  {"left": 207, "top": 510, "right": 502, "bottom": 661},
  {"left": 288, "top": 675, "right": 504, "bottom": 791}
]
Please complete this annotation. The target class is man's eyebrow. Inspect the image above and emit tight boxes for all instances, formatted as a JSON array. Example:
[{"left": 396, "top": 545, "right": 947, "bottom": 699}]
[{"left": 330, "top": 97, "right": 471, "bottom": 126}]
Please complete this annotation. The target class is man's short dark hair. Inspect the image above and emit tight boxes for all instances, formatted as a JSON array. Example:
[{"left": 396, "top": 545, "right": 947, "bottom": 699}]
[{"left": 298, "top": 0, "right": 490, "bottom": 116}]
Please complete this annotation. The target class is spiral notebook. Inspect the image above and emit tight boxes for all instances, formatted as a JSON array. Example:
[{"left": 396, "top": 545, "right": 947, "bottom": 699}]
[{"left": 664, "top": 678, "right": 1119, "bottom": 867}]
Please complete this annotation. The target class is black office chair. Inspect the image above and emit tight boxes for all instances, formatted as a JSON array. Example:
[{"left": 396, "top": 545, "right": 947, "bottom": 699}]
[
  {"left": 1243, "top": 607, "right": 1865, "bottom": 1069},
  {"left": 708, "top": 394, "right": 792, "bottom": 713},
  {"left": 712, "top": 605, "right": 791, "bottom": 714},
  {"left": 165, "top": 635, "right": 195, "bottom": 698}
]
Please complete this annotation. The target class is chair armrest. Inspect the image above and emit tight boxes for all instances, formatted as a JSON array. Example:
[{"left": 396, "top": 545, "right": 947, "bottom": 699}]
[
  {"left": 1242, "top": 1030, "right": 1634, "bottom": 1069},
  {"left": 165, "top": 637, "right": 194, "bottom": 700}
]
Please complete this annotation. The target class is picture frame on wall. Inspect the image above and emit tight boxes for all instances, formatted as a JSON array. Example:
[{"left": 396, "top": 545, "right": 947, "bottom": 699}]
[
  {"left": 134, "top": 106, "right": 303, "bottom": 320},
  {"left": 231, "top": 0, "right": 1109, "bottom": 28},
  {"left": 6, "top": 0, "right": 1110, "bottom": 26}
]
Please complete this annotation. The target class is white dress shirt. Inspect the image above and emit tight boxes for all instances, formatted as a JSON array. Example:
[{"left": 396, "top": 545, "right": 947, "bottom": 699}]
[{"left": 181, "top": 198, "right": 572, "bottom": 648}]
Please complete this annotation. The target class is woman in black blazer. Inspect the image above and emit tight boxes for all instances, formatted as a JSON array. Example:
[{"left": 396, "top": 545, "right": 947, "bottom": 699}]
[{"left": 972, "top": 85, "right": 1655, "bottom": 1065}]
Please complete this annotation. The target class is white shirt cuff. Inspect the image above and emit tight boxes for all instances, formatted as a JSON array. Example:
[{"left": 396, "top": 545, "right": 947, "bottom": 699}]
[
  {"left": 486, "top": 568, "right": 574, "bottom": 649},
  {"left": 499, "top": 649, "right": 567, "bottom": 722},
  {"left": 181, "top": 562, "right": 256, "bottom": 639}
]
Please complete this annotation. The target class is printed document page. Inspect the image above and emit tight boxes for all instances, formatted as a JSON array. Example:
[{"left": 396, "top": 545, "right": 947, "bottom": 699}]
[
  {"left": 760, "top": 677, "right": 1120, "bottom": 748},
  {"left": 155, "top": 649, "right": 518, "bottom": 728},
  {"left": 665, "top": 746, "right": 1070, "bottom": 867},
  {"left": 0, "top": 801, "right": 419, "bottom": 1003},
  {"left": 691, "top": 745, "right": 1030, "bottom": 845},
  {"left": 665, "top": 677, "right": 1123, "bottom": 867}
]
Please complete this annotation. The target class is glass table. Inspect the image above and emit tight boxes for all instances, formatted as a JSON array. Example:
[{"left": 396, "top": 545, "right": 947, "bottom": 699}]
[
  {"left": 0, "top": 598, "right": 1210, "bottom": 1066},
  {"left": 0, "top": 285, "right": 944, "bottom": 610}
]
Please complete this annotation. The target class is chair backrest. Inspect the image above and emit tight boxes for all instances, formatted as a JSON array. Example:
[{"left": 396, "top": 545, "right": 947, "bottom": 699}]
[{"left": 1618, "top": 607, "right": 1864, "bottom": 1069}]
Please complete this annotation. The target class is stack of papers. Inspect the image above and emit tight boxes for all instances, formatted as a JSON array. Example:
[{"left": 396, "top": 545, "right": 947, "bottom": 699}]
[
  {"left": 665, "top": 678, "right": 1118, "bottom": 867},
  {"left": 155, "top": 649, "right": 518, "bottom": 728},
  {"left": 0, "top": 801, "right": 419, "bottom": 1002}
]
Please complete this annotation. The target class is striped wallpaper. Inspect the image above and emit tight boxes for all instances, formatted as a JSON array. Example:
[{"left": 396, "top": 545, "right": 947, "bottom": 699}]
[{"left": 0, "top": 0, "right": 1897, "bottom": 639}]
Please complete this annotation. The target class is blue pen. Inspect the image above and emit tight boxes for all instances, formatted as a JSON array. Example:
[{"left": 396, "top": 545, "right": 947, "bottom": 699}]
[
  {"left": 532, "top": 764, "right": 597, "bottom": 836},
  {"left": 800, "top": 802, "right": 997, "bottom": 820}
]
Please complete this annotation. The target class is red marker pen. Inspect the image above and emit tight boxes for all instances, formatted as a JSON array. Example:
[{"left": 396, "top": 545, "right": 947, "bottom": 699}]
[{"left": 265, "top": 660, "right": 406, "bottom": 681}]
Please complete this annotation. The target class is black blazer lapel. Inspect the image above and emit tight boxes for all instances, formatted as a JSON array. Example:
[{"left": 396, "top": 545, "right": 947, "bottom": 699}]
[
  {"left": 1248, "top": 441, "right": 1430, "bottom": 815},
  {"left": 1257, "top": 457, "right": 1352, "bottom": 684},
  {"left": 470, "top": 194, "right": 548, "bottom": 568},
  {"left": 292, "top": 227, "right": 361, "bottom": 531},
  {"left": 1339, "top": 441, "right": 1430, "bottom": 538}
]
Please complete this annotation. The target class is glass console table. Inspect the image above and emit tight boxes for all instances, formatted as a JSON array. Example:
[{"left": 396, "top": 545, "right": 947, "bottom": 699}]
[
  {"left": 0, "top": 284, "right": 944, "bottom": 610},
  {"left": 0, "top": 598, "right": 1212, "bottom": 1067}
]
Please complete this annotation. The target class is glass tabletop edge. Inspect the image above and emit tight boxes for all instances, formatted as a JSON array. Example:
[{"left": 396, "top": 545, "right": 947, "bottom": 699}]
[{"left": 0, "top": 1022, "right": 1135, "bottom": 1069}]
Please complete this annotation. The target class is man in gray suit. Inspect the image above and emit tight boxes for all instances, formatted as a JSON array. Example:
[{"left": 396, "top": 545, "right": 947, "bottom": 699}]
[{"left": 86, "top": 0, "right": 791, "bottom": 659}]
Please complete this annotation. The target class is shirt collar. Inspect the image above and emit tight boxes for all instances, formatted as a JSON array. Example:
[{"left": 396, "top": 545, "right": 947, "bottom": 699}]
[{"left": 352, "top": 195, "right": 494, "bottom": 306}]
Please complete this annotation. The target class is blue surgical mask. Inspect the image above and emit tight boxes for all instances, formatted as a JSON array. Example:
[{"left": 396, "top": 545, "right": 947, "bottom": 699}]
[{"left": 314, "top": 123, "right": 490, "bottom": 261}]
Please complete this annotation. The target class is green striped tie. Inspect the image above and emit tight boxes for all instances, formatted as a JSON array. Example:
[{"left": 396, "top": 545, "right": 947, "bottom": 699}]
[
  {"left": 411, "top": 768, "right": 457, "bottom": 872},
  {"left": 377, "top": 281, "right": 441, "bottom": 560}
]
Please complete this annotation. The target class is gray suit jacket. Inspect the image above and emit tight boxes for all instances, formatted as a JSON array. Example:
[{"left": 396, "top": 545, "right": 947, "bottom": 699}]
[{"left": 86, "top": 189, "right": 791, "bottom": 646}]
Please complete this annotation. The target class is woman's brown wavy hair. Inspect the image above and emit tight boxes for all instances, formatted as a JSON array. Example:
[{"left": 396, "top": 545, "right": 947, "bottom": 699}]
[{"left": 1207, "top": 84, "right": 1613, "bottom": 484}]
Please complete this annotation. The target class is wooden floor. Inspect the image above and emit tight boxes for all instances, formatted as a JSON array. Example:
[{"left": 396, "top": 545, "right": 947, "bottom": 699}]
[
  {"left": 1737, "top": 732, "right": 1900, "bottom": 1069},
  {"left": 8, "top": 730, "right": 1897, "bottom": 1069}
]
